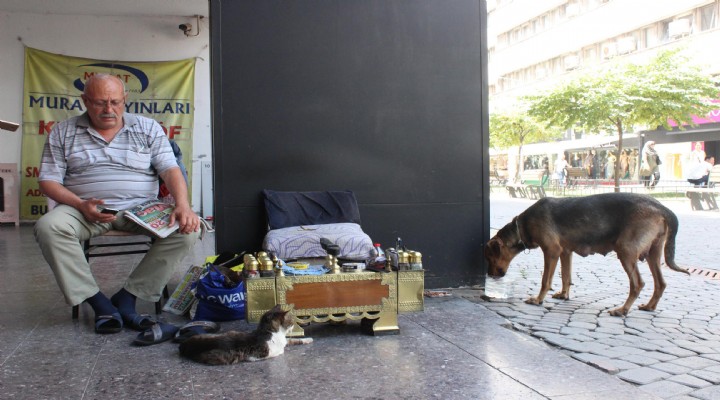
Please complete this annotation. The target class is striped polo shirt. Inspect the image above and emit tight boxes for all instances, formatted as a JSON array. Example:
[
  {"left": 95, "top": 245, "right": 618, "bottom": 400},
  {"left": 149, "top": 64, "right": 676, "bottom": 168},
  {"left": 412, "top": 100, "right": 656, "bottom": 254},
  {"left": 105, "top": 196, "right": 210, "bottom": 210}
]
[{"left": 39, "top": 112, "right": 179, "bottom": 210}]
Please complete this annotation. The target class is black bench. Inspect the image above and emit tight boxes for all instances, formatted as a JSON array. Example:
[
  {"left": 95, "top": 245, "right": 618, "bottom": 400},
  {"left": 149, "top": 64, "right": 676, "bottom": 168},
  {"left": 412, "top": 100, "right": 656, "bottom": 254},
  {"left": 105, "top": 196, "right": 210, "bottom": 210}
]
[{"left": 686, "top": 165, "right": 720, "bottom": 211}]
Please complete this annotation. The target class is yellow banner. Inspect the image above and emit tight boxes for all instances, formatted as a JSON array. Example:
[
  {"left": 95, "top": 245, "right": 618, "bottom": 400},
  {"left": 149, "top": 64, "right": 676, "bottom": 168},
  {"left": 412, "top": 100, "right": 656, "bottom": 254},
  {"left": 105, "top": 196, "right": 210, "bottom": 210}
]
[{"left": 21, "top": 47, "right": 195, "bottom": 220}]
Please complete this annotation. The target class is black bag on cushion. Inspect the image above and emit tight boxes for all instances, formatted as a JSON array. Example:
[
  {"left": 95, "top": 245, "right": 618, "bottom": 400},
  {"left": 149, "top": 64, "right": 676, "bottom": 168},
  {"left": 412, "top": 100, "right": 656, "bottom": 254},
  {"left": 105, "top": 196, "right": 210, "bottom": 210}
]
[{"left": 262, "top": 190, "right": 362, "bottom": 230}]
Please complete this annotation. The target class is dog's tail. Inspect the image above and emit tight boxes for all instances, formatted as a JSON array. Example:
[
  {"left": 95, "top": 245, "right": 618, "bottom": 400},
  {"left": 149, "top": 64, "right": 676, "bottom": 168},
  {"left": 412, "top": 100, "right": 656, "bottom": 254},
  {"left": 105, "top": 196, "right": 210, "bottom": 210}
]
[{"left": 663, "top": 209, "right": 689, "bottom": 275}]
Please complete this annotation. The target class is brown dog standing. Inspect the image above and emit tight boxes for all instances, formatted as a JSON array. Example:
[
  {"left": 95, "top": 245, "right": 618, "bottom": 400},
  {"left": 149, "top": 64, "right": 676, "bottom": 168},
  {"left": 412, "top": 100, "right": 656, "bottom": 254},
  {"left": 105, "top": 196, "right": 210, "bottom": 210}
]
[{"left": 484, "top": 193, "right": 689, "bottom": 316}]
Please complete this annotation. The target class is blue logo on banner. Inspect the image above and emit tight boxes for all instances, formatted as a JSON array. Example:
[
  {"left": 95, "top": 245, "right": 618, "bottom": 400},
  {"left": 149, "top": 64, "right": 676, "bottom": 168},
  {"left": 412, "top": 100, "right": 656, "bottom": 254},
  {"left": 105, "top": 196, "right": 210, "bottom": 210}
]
[{"left": 73, "top": 63, "right": 150, "bottom": 92}]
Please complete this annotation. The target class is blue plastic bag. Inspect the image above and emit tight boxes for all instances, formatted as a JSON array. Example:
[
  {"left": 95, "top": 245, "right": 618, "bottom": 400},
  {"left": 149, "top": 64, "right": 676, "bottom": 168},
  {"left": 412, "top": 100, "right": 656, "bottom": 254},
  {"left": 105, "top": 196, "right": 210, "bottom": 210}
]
[{"left": 192, "top": 264, "right": 246, "bottom": 321}]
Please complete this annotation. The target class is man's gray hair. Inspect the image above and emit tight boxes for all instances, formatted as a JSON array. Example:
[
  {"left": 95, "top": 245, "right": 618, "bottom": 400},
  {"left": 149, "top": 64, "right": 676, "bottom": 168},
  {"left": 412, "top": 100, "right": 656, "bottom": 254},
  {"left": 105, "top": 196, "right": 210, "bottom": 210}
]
[{"left": 83, "top": 73, "right": 127, "bottom": 95}]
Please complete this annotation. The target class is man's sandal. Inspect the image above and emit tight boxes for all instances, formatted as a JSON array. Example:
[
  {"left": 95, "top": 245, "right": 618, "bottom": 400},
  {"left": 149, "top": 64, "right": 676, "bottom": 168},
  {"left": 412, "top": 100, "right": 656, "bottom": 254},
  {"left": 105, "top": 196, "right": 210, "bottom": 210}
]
[
  {"left": 95, "top": 312, "right": 123, "bottom": 334},
  {"left": 122, "top": 313, "right": 157, "bottom": 331},
  {"left": 133, "top": 322, "right": 179, "bottom": 346},
  {"left": 172, "top": 320, "right": 220, "bottom": 343}
]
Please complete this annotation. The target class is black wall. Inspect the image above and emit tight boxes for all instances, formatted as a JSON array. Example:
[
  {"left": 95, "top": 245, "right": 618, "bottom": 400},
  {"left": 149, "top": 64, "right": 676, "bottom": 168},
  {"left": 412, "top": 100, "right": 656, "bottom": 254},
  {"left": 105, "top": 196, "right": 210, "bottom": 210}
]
[{"left": 210, "top": 0, "right": 490, "bottom": 288}]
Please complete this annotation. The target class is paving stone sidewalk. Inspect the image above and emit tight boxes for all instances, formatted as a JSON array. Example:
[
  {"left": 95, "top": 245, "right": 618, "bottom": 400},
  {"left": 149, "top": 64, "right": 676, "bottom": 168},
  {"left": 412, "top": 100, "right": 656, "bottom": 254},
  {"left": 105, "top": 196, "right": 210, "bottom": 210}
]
[{"left": 455, "top": 195, "right": 720, "bottom": 400}]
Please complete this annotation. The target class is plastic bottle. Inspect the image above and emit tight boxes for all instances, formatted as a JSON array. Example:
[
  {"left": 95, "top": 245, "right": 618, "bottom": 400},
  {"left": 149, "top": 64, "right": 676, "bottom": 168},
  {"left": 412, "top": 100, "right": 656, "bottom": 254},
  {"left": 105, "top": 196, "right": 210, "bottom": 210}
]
[
  {"left": 374, "top": 243, "right": 384, "bottom": 258},
  {"left": 372, "top": 243, "right": 386, "bottom": 269}
]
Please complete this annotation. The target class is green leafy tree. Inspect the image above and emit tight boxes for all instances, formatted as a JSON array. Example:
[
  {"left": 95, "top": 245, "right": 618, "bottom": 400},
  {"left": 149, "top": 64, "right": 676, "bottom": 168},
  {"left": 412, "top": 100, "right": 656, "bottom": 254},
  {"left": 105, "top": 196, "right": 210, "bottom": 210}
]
[
  {"left": 525, "top": 49, "right": 718, "bottom": 192},
  {"left": 490, "top": 108, "right": 562, "bottom": 180}
]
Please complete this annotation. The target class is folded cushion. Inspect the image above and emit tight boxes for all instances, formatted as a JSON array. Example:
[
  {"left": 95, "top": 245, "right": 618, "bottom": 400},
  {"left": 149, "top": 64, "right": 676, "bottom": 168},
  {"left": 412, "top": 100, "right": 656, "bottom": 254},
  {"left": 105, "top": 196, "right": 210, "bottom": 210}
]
[{"left": 262, "top": 223, "right": 374, "bottom": 260}]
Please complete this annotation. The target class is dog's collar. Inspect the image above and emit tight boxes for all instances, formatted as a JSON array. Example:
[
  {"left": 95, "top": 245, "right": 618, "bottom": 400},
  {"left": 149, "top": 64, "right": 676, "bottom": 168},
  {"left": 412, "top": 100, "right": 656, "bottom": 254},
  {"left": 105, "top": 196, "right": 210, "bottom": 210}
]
[{"left": 515, "top": 217, "right": 529, "bottom": 253}]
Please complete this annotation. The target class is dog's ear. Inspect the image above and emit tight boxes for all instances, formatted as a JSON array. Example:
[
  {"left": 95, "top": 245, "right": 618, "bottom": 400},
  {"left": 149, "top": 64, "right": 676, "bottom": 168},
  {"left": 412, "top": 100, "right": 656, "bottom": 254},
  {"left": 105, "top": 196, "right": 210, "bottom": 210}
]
[
  {"left": 488, "top": 236, "right": 509, "bottom": 249},
  {"left": 486, "top": 238, "right": 501, "bottom": 255}
]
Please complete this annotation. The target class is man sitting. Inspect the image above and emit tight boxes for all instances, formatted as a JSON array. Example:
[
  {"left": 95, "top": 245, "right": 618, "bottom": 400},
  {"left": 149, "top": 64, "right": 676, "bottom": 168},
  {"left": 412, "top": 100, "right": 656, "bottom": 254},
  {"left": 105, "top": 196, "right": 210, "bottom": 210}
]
[
  {"left": 687, "top": 156, "right": 715, "bottom": 187},
  {"left": 34, "top": 74, "right": 201, "bottom": 336}
]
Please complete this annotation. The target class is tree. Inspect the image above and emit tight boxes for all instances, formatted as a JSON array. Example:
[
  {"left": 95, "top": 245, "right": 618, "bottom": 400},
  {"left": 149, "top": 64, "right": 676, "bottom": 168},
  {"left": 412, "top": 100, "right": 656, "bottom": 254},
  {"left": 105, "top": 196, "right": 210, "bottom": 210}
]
[
  {"left": 525, "top": 49, "right": 719, "bottom": 192},
  {"left": 490, "top": 108, "right": 563, "bottom": 180}
]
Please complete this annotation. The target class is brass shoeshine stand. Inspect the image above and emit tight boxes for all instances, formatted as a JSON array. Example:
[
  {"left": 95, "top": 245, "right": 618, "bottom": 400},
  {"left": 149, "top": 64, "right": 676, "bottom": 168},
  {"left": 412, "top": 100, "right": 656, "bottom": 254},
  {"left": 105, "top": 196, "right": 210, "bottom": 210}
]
[{"left": 245, "top": 253, "right": 424, "bottom": 337}]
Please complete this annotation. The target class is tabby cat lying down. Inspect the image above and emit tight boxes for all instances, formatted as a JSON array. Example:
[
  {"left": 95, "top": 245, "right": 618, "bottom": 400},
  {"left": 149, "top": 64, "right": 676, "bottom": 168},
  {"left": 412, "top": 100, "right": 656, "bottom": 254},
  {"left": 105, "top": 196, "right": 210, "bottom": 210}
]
[{"left": 179, "top": 305, "right": 312, "bottom": 365}]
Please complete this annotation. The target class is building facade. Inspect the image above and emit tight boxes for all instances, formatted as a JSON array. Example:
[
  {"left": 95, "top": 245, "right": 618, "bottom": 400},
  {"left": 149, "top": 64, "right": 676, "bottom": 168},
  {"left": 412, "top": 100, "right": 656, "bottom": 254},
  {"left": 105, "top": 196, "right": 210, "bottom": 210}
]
[{"left": 488, "top": 0, "right": 720, "bottom": 181}]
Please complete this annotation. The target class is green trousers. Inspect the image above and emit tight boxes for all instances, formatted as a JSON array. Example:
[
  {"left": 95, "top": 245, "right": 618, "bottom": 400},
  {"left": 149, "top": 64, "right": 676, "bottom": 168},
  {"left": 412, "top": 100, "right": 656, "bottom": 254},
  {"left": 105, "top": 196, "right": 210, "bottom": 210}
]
[{"left": 34, "top": 204, "right": 199, "bottom": 306}]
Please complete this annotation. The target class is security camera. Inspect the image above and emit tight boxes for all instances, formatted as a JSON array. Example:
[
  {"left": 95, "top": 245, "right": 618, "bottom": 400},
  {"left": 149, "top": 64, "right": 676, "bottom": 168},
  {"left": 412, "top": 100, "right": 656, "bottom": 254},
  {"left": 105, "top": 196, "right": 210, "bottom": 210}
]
[
  {"left": 179, "top": 15, "right": 203, "bottom": 37},
  {"left": 179, "top": 23, "right": 192, "bottom": 35}
]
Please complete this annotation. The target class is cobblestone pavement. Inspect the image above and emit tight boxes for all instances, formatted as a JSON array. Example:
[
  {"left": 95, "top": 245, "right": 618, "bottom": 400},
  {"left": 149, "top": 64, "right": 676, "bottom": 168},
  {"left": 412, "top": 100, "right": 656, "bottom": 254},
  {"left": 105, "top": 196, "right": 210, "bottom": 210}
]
[{"left": 455, "top": 193, "right": 720, "bottom": 400}]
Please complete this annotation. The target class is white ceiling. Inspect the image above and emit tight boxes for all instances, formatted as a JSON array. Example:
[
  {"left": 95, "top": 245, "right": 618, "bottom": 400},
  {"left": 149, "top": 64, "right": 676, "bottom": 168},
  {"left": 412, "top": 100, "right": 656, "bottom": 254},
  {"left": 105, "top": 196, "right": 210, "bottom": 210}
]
[{"left": 0, "top": 0, "right": 208, "bottom": 17}]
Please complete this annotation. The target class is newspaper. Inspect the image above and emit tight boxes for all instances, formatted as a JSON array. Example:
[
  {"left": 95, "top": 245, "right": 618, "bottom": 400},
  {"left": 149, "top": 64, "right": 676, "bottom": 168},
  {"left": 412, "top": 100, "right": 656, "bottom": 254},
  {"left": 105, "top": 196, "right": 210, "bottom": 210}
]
[
  {"left": 162, "top": 265, "right": 204, "bottom": 315},
  {"left": 124, "top": 199, "right": 178, "bottom": 238}
]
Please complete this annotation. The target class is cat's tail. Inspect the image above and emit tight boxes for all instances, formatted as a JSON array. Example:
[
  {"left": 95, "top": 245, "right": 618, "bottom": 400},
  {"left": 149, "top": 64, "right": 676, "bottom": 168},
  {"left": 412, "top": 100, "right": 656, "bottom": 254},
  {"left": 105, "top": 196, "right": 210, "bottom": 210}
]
[{"left": 178, "top": 334, "right": 226, "bottom": 364}]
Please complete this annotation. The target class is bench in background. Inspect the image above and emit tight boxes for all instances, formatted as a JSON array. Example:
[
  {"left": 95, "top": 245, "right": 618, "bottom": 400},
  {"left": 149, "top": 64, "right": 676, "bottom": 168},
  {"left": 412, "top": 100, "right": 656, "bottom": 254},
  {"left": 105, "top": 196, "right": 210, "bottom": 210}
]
[
  {"left": 686, "top": 165, "right": 720, "bottom": 211},
  {"left": 490, "top": 169, "right": 508, "bottom": 186},
  {"left": 506, "top": 169, "right": 546, "bottom": 199},
  {"left": 565, "top": 167, "right": 588, "bottom": 188}
]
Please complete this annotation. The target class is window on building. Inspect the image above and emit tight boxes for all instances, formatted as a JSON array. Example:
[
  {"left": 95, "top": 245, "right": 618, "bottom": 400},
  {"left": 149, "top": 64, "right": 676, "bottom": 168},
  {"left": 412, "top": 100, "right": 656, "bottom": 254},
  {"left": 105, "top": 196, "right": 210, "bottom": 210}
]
[
  {"left": 617, "top": 35, "right": 638, "bottom": 54},
  {"left": 522, "top": 23, "right": 531, "bottom": 38},
  {"left": 497, "top": 33, "right": 508, "bottom": 48},
  {"left": 581, "top": 0, "right": 602, "bottom": 11},
  {"left": 522, "top": 67, "right": 531, "bottom": 82},
  {"left": 643, "top": 26, "right": 658, "bottom": 48},
  {"left": 513, "top": 71, "right": 521, "bottom": 86},
  {"left": 659, "top": 20, "right": 671, "bottom": 42},
  {"left": 551, "top": 57, "right": 563, "bottom": 74},
  {"left": 511, "top": 28, "right": 520, "bottom": 43},
  {"left": 504, "top": 74, "right": 514, "bottom": 89},
  {"left": 668, "top": 16, "right": 693, "bottom": 38},
  {"left": 600, "top": 40, "right": 617, "bottom": 60},
  {"left": 582, "top": 46, "right": 598, "bottom": 64},
  {"left": 536, "top": 64, "right": 548, "bottom": 79},
  {"left": 565, "top": 0, "right": 580, "bottom": 18},
  {"left": 557, "top": 5, "right": 566, "bottom": 20},
  {"left": 498, "top": 78, "right": 507, "bottom": 92},
  {"left": 700, "top": 4, "right": 717, "bottom": 31}
]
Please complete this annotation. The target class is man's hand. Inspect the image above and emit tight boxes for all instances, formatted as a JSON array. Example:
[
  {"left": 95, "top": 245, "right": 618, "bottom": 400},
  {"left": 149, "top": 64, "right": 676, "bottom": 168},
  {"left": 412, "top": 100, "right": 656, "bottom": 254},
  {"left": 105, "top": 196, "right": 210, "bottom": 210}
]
[
  {"left": 40, "top": 181, "right": 116, "bottom": 224},
  {"left": 169, "top": 203, "right": 200, "bottom": 234},
  {"left": 159, "top": 166, "right": 199, "bottom": 234},
  {"left": 79, "top": 198, "right": 117, "bottom": 224}
]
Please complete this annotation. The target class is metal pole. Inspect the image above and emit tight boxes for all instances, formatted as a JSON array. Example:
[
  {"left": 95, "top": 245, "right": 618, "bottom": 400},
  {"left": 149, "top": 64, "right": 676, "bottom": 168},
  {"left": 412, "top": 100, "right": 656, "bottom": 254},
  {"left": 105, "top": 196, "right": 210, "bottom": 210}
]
[
  {"left": 638, "top": 133, "right": 645, "bottom": 183},
  {"left": 197, "top": 154, "right": 207, "bottom": 218}
]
